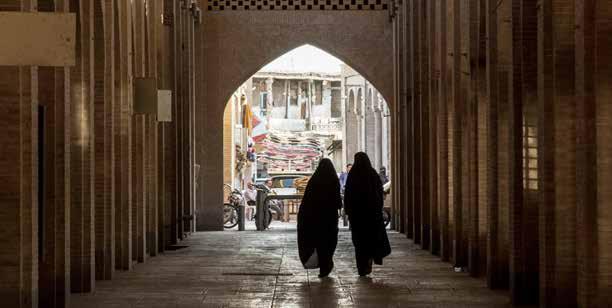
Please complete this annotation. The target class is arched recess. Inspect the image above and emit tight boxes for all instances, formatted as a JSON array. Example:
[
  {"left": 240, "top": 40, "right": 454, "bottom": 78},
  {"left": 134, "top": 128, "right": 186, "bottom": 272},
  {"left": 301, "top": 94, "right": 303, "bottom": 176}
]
[
  {"left": 195, "top": 10, "right": 394, "bottom": 230},
  {"left": 369, "top": 88, "right": 377, "bottom": 111},
  {"left": 356, "top": 88, "right": 365, "bottom": 151},
  {"left": 346, "top": 89, "right": 359, "bottom": 164},
  {"left": 348, "top": 88, "right": 357, "bottom": 113},
  {"left": 356, "top": 88, "right": 364, "bottom": 115},
  {"left": 365, "top": 88, "right": 377, "bottom": 165}
]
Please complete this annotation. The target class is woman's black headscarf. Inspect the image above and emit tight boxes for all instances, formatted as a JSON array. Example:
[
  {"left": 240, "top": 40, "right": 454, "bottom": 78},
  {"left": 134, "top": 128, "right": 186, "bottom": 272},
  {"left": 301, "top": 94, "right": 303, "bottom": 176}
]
[
  {"left": 344, "top": 152, "right": 391, "bottom": 265},
  {"left": 303, "top": 158, "right": 341, "bottom": 201},
  {"left": 345, "top": 152, "right": 382, "bottom": 214},
  {"left": 297, "top": 158, "right": 343, "bottom": 267},
  {"left": 348, "top": 153, "right": 379, "bottom": 191}
]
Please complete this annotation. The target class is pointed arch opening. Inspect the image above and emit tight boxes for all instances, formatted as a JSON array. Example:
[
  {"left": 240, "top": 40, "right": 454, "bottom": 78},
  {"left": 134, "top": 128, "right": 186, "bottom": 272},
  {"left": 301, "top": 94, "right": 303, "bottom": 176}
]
[{"left": 220, "top": 44, "right": 392, "bottom": 230}]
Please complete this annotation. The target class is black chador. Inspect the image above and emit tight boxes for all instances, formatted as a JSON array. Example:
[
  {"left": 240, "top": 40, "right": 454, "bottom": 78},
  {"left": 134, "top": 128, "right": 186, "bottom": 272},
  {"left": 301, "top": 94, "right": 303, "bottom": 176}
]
[
  {"left": 344, "top": 152, "right": 391, "bottom": 276},
  {"left": 297, "top": 158, "right": 343, "bottom": 278}
]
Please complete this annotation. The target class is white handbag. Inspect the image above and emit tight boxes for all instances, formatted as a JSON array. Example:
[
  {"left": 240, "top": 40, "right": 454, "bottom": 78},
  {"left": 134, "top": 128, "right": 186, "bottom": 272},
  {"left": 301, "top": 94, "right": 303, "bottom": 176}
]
[{"left": 303, "top": 249, "right": 319, "bottom": 269}]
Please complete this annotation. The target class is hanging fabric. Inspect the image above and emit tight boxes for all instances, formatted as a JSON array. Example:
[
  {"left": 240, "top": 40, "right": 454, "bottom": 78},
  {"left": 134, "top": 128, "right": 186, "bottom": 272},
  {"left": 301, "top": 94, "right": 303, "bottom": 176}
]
[{"left": 241, "top": 94, "right": 253, "bottom": 136}]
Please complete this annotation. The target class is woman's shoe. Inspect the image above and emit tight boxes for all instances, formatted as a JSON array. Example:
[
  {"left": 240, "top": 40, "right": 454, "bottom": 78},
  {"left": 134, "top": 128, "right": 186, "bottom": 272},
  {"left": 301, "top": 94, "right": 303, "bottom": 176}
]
[
  {"left": 318, "top": 261, "right": 334, "bottom": 278},
  {"left": 358, "top": 259, "right": 373, "bottom": 276}
]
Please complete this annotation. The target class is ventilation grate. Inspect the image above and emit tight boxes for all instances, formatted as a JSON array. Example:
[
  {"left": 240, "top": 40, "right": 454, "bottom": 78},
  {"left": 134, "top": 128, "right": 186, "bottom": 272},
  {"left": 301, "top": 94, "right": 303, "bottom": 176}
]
[{"left": 205, "top": 0, "right": 389, "bottom": 11}]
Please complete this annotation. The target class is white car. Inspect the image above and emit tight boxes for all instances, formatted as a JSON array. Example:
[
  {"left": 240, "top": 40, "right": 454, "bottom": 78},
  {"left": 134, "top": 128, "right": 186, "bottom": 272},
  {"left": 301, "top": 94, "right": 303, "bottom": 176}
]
[{"left": 269, "top": 173, "right": 311, "bottom": 196}]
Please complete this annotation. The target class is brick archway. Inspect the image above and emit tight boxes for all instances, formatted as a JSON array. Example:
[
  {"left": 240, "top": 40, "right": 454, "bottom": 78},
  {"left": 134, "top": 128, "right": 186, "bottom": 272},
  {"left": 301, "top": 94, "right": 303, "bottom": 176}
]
[{"left": 196, "top": 10, "right": 394, "bottom": 230}]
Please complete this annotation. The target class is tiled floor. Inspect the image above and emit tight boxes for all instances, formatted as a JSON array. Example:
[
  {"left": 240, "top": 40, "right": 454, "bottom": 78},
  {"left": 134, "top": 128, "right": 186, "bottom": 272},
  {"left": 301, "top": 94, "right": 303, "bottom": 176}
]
[{"left": 72, "top": 222, "right": 513, "bottom": 307}]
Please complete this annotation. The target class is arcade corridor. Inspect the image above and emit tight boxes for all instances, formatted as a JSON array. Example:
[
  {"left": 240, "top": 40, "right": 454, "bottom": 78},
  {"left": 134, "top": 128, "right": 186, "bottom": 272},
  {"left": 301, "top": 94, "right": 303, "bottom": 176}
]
[
  {"left": 71, "top": 225, "right": 512, "bottom": 308},
  {"left": 1, "top": 0, "right": 611, "bottom": 308}
]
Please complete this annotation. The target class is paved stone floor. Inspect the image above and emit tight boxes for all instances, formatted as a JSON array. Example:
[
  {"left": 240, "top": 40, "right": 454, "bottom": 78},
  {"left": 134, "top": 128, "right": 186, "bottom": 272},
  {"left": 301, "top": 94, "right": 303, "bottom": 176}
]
[{"left": 72, "top": 222, "right": 513, "bottom": 307}]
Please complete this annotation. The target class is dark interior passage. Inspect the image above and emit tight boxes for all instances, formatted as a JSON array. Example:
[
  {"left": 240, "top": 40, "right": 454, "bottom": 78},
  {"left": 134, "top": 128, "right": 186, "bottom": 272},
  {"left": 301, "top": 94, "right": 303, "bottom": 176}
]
[{"left": 0, "top": 0, "right": 611, "bottom": 307}]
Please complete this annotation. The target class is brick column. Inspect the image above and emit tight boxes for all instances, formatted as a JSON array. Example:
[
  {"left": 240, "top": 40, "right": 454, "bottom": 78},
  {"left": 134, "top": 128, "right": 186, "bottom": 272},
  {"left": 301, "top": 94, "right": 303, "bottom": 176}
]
[
  {"left": 458, "top": 0, "right": 472, "bottom": 270},
  {"left": 485, "top": 0, "right": 502, "bottom": 289},
  {"left": 459, "top": 0, "right": 469, "bottom": 271},
  {"left": 176, "top": 1, "right": 186, "bottom": 235},
  {"left": 0, "top": 68, "right": 39, "bottom": 308},
  {"left": 164, "top": 0, "right": 178, "bottom": 244},
  {"left": 93, "top": 0, "right": 115, "bottom": 281},
  {"left": 0, "top": 4, "right": 39, "bottom": 306},
  {"left": 156, "top": 0, "right": 173, "bottom": 252},
  {"left": 70, "top": 0, "right": 96, "bottom": 293},
  {"left": 132, "top": 114, "right": 146, "bottom": 263},
  {"left": 466, "top": 0, "right": 481, "bottom": 278},
  {"left": 538, "top": 0, "right": 577, "bottom": 306},
  {"left": 410, "top": 0, "right": 422, "bottom": 245},
  {"left": 189, "top": 3, "right": 197, "bottom": 234},
  {"left": 114, "top": 0, "right": 133, "bottom": 271},
  {"left": 147, "top": 0, "right": 160, "bottom": 256},
  {"left": 575, "top": 0, "right": 611, "bottom": 306},
  {"left": 494, "top": 0, "right": 512, "bottom": 288},
  {"left": 419, "top": 0, "right": 431, "bottom": 250},
  {"left": 508, "top": 0, "right": 524, "bottom": 301},
  {"left": 476, "top": 0, "right": 489, "bottom": 278},
  {"left": 197, "top": 6, "right": 225, "bottom": 231},
  {"left": 437, "top": 0, "right": 451, "bottom": 262},
  {"left": 591, "top": 2, "right": 612, "bottom": 302},
  {"left": 400, "top": 0, "right": 413, "bottom": 238},
  {"left": 131, "top": 0, "right": 147, "bottom": 264},
  {"left": 394, "top": 4, "right": 401, "bottom": 233},
  {"left": 428, "top": 0, "right": 440, "bottom": 256},
  {"left": 446, "top": 0, "right": 457, "bottom": 265},
  {"left": 509, "top": 0, "right": 539, "bottom": 304},
  {"left": 393, "top": 0, "right": 407, "bottom": 235},
  {"left": 36, "top": 0, "right": 72, "bottom": 306},
  {"left": 187, "top": 3, "right": 197, "bottom": 235},
  {"left": 448, "top": 0, "right": 468, "bottom": 268}
]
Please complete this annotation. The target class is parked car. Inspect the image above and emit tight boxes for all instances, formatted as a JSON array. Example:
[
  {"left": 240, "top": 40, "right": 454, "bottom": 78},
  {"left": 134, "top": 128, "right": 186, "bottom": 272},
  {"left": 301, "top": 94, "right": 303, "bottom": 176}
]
[{"left": 268, "top": 172, "right": 312, "bottom": 196}]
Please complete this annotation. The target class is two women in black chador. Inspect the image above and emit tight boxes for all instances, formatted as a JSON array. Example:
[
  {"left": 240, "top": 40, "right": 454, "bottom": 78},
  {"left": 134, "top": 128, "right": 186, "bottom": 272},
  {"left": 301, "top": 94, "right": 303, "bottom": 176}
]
[{"left": 297, "top": 153, "right": 391, "bottom": 277}]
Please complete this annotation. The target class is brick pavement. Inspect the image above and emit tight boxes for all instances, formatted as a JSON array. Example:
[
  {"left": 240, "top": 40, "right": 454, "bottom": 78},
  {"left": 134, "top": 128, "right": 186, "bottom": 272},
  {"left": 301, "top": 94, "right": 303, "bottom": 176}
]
[{"left": 71, "top": 222, "right": 515, "bottom": 307}]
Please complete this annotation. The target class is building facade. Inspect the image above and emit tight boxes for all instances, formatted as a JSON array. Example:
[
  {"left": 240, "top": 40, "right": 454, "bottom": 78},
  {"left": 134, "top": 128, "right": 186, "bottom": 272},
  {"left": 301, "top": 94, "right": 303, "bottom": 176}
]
[
  {"left": 249, "top": 71, "right": 344, "bottom": 173},
  {"left": 250, "top": 71, "right": 342, "bottom": 132},
  {"left": 342, "top": 65, "right": 391, "bottom": 172}
]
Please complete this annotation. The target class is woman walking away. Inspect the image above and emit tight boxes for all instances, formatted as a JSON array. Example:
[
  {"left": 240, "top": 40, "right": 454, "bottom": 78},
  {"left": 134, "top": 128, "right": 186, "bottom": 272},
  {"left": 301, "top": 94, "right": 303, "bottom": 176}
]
[
  {"left": 297, "top": 159, "right": 343, "bottom": 278},
  {"left": 344, "top": 152, "right": 391, "bottom": 276}
]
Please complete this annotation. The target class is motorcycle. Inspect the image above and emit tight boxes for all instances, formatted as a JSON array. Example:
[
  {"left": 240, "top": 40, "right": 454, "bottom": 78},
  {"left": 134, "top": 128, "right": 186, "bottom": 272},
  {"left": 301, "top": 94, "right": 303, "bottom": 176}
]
[{"left": 223, "top": 184, "right": 243, "bottom": 229}]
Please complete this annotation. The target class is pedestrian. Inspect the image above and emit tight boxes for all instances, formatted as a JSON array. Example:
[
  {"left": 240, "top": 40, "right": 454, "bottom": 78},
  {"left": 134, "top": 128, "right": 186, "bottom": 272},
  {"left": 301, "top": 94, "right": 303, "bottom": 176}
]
[
  {"left": 379, "top": 166, "right": 389, "bottom": 184},
  {"left": 339, "top": 163, "right": 352, "bottom": 194},
  {"left": 264, "top": 179, "right": 284, "bottom": 220},
  {"left": 242, "top": 182, "right": 257, "bottom": 221},
  {"left": 297, "top": 158, "right": 343, "bottom": 278},
  {"left": 344, "top": 152, "right": 391, "bottom": 276}
]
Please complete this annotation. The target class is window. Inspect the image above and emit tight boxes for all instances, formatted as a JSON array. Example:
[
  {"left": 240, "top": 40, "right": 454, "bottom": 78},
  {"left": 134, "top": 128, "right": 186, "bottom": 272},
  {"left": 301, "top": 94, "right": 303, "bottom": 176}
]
[
  {"left": 260, "top": 92, "right": 268, "bottom": 115},
  {"left": 523, "top": 117, "right": 538, "bottom": 191},
  {"left": 290, "top": 86, "right": 298, "bottom": 105}
]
